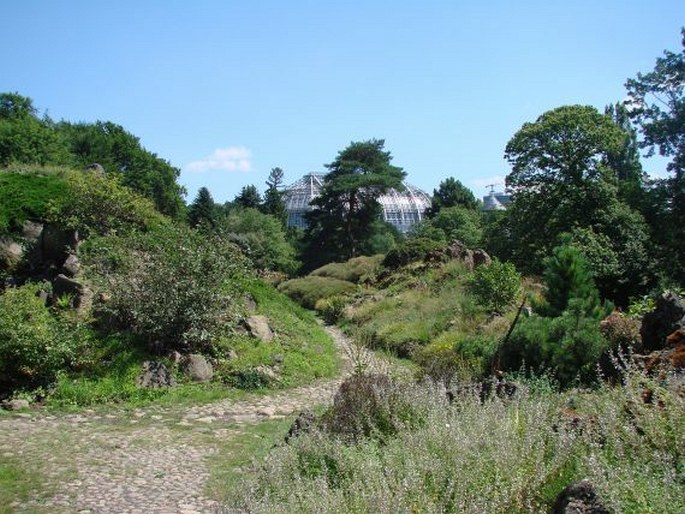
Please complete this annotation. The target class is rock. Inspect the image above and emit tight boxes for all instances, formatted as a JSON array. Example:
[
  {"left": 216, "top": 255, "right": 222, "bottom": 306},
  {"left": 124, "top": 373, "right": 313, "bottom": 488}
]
[
  {"left": 36, "top": 289, "right": 50, "bottom": 306},
  {"left": 243, "top": 293, "right": 258, "bottom": 312},
  {"left": 257, "top": 406, "right": 276, "bottom": 417},
  {"left": 0, "top": 238, "right": 23, "bottom": 269},
  {"left": 21, "top": 220, "right": 44, "bottom": 242},
  {"left": 472, "top": 249, "right": 492, "bottom": 268},
  {"left": 226, "top": 349, "right": 238, "bottom": 360},
  {"left": 137, "top": 361, "right": 176, "bottom": 389},
  {"left": 447, "top": 240, "right": 474, "bottom": 270},
  {"left": 85, "top": 162, "right": 105, "bottom": 175},
  {"left": 39, "top": 225, "right": 79, "bottom": 263},
  {"left": 272, "top": 353, "right": 285, "bottom": 365},
  {"left": 3, "top": 399, "right": 30, "bottom": 411},
  {"left": 641, "top": 292, "right": 685, "bottom": 352},
  {"left": 285, "top": 409, "right": 316, "bottom": 443},
  {"left": 168, "top": 351, "right": 184, "bottom": 365},
  {"left": 553, "top": 480, "right": 609, "bottom": 514},
  {"left": 245, "top": 315, "right": 275, "bottom": 342},
  {"left": 255, "top": 365, "right": 279, "bottom": 382},
  {"left": 181, "top": 354, "right": 213, "bottom": 382},
  {"left": 61, "top": 254, "right": 81, "bottom": 277},
  {"left": 52, "top": 274, "right": 92, "bottom": 311}
]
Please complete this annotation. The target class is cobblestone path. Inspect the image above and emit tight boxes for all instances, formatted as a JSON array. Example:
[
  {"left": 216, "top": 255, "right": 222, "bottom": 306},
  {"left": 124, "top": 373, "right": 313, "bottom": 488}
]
[{"left": 0, "top": 326, "right": 390, "bottom": 513}]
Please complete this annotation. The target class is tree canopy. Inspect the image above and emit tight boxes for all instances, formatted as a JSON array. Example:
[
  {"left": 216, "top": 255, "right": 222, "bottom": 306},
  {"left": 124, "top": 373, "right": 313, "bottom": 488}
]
[{"left": 427, "top": 177, "right": 478, "bottom": 216}]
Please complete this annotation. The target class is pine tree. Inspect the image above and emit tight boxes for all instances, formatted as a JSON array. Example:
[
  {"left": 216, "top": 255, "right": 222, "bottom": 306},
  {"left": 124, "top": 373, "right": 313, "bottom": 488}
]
[
  {"left": 187, "top": 187, "right": 217, "bottom": 228},
  {"left": 261, "top": 167, "right": 287, "bottom": 226},
  {"left": 234, "top": 184, "right": 261, "bottom": 209}
]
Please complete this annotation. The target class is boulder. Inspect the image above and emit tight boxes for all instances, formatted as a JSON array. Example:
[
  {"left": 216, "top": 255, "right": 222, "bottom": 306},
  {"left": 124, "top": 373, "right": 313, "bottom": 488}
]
[
  {"left": 85, "top": 162, "right": 105, "bottom": 175},
  {"left": 472, "top": 249, "right": 492, "bottom": 268},
  {"left": 553, "top": 480, "right": 609, "bottom": 514},
  {"left": 2, "top": 399, "right": 30, "bottom": 411},
  {"left": 0, "top": 238, "right": 23, "bottom": 269},
  {"left": 245, "top": 315, "right": 275, "bottom": 342},
  {"left": 640, "top": 292, "right": 685, "bottom": 352},
  {"left": 243, "top": 293, "right": 258, "bottom": 312},
  {"left": 61, "top": 254, "right": 81, "bottom": 277},
  {"left": 52, "top": 274, "right": 92, "bottom": 311},
  {"left": 285, "top": 410, "right": 316, "bottom": 443},
  {"left": 447, "top": 240, "right": 474, "bottom": 270},
  {"left": 137, "top": 361, "right": 176, "bottom": 388},
  {"left": 39, "top": 225, "right": 80, "bottom": 263},
  {"left": 181, "top": 354, "right": 214, "bottom": 382},
  {"left": 21, "top": 220, "right": 44, "bottom": 242}
]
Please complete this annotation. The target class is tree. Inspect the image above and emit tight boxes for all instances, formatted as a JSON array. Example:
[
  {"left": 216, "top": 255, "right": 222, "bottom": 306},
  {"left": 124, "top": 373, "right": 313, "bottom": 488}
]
[
  {"left": 625, "top": 28, "right": 685, "bottom": 285},
  {"left": 261, "top": 167, "right": 287, "bottom": 225},
  {"left": 56, "top": 120, "right": 185, "bottom": 218},
  {"left": 187, "top": 187, "right": 218, "bottom": 228},
  {"left": 234, "top": 184, "right": 261, "bottom": 209},
  {"left": 500, "top": 105, "right": 653, "bottom": 303},
  {"left": 303, "top": 139, "right": 405, "bottom": 267},
  {"left": 411, "top": 206, "right": 482, "bottom": 247},
  {"left": 427, "top": 177, "right": 478, "bottom": 216}
]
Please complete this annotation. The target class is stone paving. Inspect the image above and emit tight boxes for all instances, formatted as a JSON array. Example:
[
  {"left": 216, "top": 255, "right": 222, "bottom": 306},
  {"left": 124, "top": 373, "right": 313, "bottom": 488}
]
[{"left": 0, "top": 326, "right": 389, "bottom": 513}]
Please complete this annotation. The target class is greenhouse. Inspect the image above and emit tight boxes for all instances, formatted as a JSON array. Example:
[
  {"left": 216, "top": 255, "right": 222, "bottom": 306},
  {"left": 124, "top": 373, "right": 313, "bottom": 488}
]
[{"left": 282, "top": 173, "right": 431, "bottom": 233}]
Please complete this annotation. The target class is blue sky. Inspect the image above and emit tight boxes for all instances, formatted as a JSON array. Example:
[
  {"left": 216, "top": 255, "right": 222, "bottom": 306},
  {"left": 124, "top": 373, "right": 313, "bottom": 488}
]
[{"left": 2, "top": 1, "right": 682, "bottom": 203}]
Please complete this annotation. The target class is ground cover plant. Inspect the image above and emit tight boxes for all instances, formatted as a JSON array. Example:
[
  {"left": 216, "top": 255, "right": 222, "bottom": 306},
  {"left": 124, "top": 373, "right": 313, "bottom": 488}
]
[{"left": 231, "top": 366, "right": 684, "bottom": 513}]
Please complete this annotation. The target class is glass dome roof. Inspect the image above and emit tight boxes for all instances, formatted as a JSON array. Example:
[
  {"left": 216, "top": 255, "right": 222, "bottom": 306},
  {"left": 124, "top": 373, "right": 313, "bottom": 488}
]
[{"left": 283, "top": 173, "right": 431, "bottom": 233}]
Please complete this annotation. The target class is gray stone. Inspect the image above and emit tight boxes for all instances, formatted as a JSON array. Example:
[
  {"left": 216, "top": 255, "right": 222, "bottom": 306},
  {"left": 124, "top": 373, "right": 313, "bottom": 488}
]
[
  {"left": 243, "top": 294, "right": 257, "bottom": 312},
  {"left": 472, "top": 248, "right": 492, "bottom": 268},
  {"left": 21, "top": 220, "right": 44, "bottom": 242},
  {"left": 85, "top": 163, "right": 105, "bottom": 175},
  {"left": 3, "top": 399, "right": 30, "bottom": 411},
  {"left": 0, "top": 238, "right": 23, "bottom": 269},
  {"left": 641, "top": 292, "right": 685, "bottom": 352},
  {"left": 137, "top": 361, "right": 176, "bottom": 388},
  {"left": 62, "top": 254, "right": 81, "bottom": 277},
  {"left": 245, "top": 315, "right": 274, "bottom": 342},
  {"left": 52, "top": 274, "right": 92, "bottom": 312},
  {"left": 553, "top": 480, "right": 609, "bottom": 514},
  {"left": 181, "top": 354, "right": 213, "bottom": 382},
  {"left": 447, "top": 240, "right": 474, "bottom": 270}
]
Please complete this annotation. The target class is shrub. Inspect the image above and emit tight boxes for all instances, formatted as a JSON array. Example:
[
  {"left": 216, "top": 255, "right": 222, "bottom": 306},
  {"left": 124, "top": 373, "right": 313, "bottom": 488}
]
[
  {"left": 500, "top": 304, "right": 610, "bottom": 387},
  {"left": 310, "top": 254, "right": 384, "bottom": 283},
  {"left": 277, "top": 276, "right": 357, "bottom": 309},
  {"left": 0, "top": 283, "right": 87, "bottom": 391},
  {"left": 468, "top": 259, "right": 522, "bottom": 314},
  {"left": 101, "top": 225, "right": 248, "bottom": 353},
  {"left": 315, "top": 295, "right": 350, "bottom": 324},
  {"left": 382, "top": 237, "right": 444, "bottom": 269}
]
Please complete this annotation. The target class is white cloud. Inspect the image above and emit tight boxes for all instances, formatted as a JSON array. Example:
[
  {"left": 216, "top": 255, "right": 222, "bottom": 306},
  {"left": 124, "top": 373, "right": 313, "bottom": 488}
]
[
  {"left": 185, "top": 146, "right": 252, "bottom": 173},
  {"left": 471, "top": 175, "right": 506, "bottom": 189}
]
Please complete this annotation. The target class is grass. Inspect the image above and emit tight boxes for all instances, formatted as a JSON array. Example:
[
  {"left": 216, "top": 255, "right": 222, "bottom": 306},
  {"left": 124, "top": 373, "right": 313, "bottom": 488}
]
[
  {"left": 310, "top": 255, "right": 384, "bottom": 283},
  {"left": 0, "top": 457, "right": 43, "bottom": 513},
  {"left": 278, "top": 275, "right": 358, "bottom": 309},
  {"left": 229, "top": 367, "right": 685, "bottom": 513}
]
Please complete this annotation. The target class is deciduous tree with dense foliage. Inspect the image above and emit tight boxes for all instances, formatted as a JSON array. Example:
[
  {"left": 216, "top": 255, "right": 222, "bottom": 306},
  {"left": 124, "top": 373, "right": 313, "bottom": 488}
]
[
  {"left": 427, "top": 177, "right": 479, "bottom": 216},
  {"left": 302, "top": 139, "right": 405, "bottom": 268}
]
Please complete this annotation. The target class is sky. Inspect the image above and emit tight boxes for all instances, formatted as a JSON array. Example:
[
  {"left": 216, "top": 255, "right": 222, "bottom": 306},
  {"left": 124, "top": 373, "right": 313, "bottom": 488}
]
[{"left": 2, "top": 1, "right": 682, "bottom": 204}]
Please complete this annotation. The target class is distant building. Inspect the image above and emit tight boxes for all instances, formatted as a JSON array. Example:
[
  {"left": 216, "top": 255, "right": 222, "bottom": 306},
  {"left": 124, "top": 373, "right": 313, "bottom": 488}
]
[
  {"left": 482, "top": 190, "right": 511, "bottom": 211},
  {"left": 282, "top": 172, "right": 431, "bottom": 233}
]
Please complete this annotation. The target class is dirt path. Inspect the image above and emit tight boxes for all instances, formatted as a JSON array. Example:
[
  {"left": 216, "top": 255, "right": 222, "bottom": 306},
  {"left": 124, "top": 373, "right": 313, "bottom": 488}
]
[{"left": 0, "top": 326, "right": 391, "bottom": 513}]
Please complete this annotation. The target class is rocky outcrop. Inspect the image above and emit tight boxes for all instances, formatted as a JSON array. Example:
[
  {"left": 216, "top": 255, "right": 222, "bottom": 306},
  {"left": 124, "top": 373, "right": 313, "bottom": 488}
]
[
  {"left": 52, "top": 274, "right": 92, "bottom": 311},
  {"left": 641, "top": 292, "right": 685, "bottom": 352},
  {"left": 0, "top": 238, "right": 23, "bottom": 270},
  {"left": 445, "top": 240, "right": 491, "bottom": 271},
  {"left": 137, "top": 361, "right": 176, "bottom": 389},
  {"left": 553, "top": 480, "right": 609, "bottom": 514},
  {"left": 181, "top": 354, "right": 214, "bottom": 382},
  {"left": 61, "top": 254, "right": 81, "bottom": 277},
  {"left": 245, "top": 315, "right": 275, "bottom": 342},
  {"left": 2, "top": 399, "right": 30, "bottom": 411}
]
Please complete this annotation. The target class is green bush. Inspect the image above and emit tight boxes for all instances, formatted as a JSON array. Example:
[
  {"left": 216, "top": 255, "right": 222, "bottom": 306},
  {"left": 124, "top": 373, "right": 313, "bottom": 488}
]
[
  {"left": 382, "top": 237, "right": 444, "bottom": 269},
  {"left": 411, "top": 206, "right": 483, "bottom": 248},
  {"left": 100, "top": 225, "right": 248, "bottom": 353},
  {"left": 0, "top": 283, "right": 88, "bottom": 391},
  {"left": 315, "top": 295, "right": 350, "bottom": 324},
  {"left": 500, "top": 303, "right": 610, "bottom": 386},
  {"left": 468, "top": 259, "right": 522, "bottom": 313},
  {"left": 310, "top": 254, "right": 384, "bottom": 283},
  {"left": 277, "top": 276, "right": 357, "bottom": 309}
]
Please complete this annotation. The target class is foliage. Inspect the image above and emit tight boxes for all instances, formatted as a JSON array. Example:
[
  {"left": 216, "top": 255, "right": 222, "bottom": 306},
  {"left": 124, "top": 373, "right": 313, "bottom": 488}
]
[
  {"left": 277, "top": 276, "right": 357, "bottom": 310},
  {"left": 0, "top": 283, "right": 89, "bottom": 392},
  {"left": 0, "top": 167, "right": 69, "bottom": 234},
  {"left": 216, "top": 207, "right": 298, "bottom": 274},
  {"left": 55, "top": 120, "right": 185, "bottom": 218},
  {"left": 187, "top": 186, "right": 218, "bottom": 228},
  {"left": 101, "top": 225, "right": 248, "bottom": 353},
  {"left": 625, "top": 28, "right": 685, "bottom": 285},
  {"left": 303, "top": 139, "right": 406, "bottom": 265},
  {"left": 0, "top": 93, "right": 71, "bottom": 167},
  {"left": 468, "top": 259, "right": 522, "bottom": 314},
  {"left": 310, "top": 254, "right": 384, "bottom": 283},
  {"left": 427, "top": 176, "right": 479, "bottom": 216},
  {"left": 261, "top": 167, "right": 287, "bottom": 226},
  {"left": 232, "top": 369, "right": 684, "bottom": 513},
  {"left": 500, "top": 306, "right": 609, "bottom": 386},
  {"left": 46, "top": 168, "right": 167, "bottom": 238},
  {"left": 535, "top": 243, "right": 609, "bottom": 319},
  {"left": 411, "top": 205, "right": 483, "bottom": 248},
  {"left": 234, "top": 184, "right": 262, "bottom": 209},
  {"left": 315, "top": 295, "right": 350, "bottom": 324},
  {"left": 382, "top": 237, "right": 444, "bottom": 269}
]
